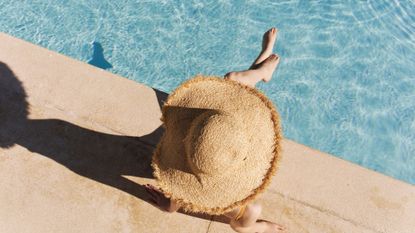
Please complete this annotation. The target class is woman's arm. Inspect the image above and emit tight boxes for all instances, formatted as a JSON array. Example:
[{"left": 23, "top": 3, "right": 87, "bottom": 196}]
[{"left": 144, "top": 184, "right": 181, "bottom": 213}]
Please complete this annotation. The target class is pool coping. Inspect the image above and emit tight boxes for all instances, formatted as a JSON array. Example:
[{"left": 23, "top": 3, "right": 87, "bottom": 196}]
[{"left": 0, "top": 32, "right": 414, "bottom": 233}]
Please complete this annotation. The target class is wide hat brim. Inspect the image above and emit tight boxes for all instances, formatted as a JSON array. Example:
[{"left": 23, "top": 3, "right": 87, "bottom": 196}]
[{"left": 152, "top": 75, "right": 282, "bottom": 215}]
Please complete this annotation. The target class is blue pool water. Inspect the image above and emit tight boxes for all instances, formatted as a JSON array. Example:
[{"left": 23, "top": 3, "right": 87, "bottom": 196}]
[{"left": 1, "top": 0, "right": 414, "bottom": 184}]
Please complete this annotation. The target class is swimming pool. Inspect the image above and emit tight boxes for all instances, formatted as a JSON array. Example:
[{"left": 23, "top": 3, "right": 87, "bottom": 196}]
[{"left": 1, "top": 0, "right": 414, "bottom": 184}]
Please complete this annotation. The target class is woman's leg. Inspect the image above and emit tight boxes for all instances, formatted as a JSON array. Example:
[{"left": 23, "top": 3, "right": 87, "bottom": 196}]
[
  {"left": 223, "top": 28, "right": 286, "bottom": 232},
  {"left": 224, "top": 28, "right": 280, "bottom": 88}
]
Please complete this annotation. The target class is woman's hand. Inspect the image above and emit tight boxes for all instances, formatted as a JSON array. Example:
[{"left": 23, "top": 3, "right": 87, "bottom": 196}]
[{"left": 144, "top": 184, "right": 179, "bottom": 213}]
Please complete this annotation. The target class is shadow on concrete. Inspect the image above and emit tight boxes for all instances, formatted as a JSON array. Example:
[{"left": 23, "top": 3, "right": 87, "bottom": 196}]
[
  {"left": 0, "top": 61, "right": 158, "bottom": 203},
  {"left": 0, "top": 62, "right": 229, "bottom": 224},
  {"left": 88, "top": 42, "right": 113, "bottom": 70}
]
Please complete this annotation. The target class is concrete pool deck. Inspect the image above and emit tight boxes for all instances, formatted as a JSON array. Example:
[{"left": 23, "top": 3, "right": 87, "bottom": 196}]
[{"left": 0, "top": 32, "right": 414, "bottom": 233}]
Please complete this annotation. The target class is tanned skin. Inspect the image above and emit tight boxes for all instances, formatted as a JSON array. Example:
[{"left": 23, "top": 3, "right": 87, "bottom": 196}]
[{"left": 145, "top": 28, "right": 286, "bottom": 233}]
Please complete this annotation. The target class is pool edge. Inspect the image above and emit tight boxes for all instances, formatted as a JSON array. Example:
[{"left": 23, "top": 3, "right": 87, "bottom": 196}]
[{"left": 0, "top": 32, "right": 414, "bottom": 233}]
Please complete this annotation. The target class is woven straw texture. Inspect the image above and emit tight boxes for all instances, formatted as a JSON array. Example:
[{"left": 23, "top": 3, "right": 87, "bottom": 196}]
[{"left": 152, "top": 75, "right": 282, "bottom": 215}]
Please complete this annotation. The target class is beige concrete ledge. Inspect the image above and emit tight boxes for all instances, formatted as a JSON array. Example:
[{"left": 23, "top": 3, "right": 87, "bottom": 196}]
[{"left": 0, "top": 33, "right": 414, "bottom": 233}]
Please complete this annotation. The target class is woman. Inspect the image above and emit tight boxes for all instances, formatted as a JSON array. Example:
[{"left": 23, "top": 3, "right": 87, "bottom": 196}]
[{"left": 145, "top": 28, "right": 286, "bottom": 233}]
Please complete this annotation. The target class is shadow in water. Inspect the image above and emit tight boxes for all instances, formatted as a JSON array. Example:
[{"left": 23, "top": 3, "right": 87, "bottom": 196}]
[
  {"left": 88, "top": 42, "right": 113, "bottom": 70},
  {"left": 0, "top": 62, "right": 229, "bottom": 224}
]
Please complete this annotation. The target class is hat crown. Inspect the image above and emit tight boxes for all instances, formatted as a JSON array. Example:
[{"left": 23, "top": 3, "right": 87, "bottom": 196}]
[{"left": 184, "top": 111, "right": 249, "bottom": 176}]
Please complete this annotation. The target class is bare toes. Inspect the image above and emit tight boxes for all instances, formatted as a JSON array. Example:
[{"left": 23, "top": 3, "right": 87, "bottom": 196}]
[
  {"left": 262, "top": 54, "right": 280, "bottom": 68},
  {"left": 269, "top": 27, "right": 277, "bottom": 36},
  {"left": 268, "top": 54, "right": 279, "bottom": 61},
  {"left": 258, "top": 220, "right": 286, "bottom": 233},
  {"left": 251, "top": 54, "right": 279, "bottom": 83}
]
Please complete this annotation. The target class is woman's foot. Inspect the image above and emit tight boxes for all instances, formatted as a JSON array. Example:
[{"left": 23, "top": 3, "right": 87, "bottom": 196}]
[
  {"left": 224, "top": 54, "right": 280, "bottom": 87},
  {"left": 250, "top": 27, "right": 278, "bottom": 69},
  {"left": 224, "top": 28, "right": 279, "bottom": 87},
  {"left": 229, "top": 203, "right": 286, "bottom": 233},
  {"left": 257, "top": 54, "right": 280, "bottom": 82},
  {"left": 257, "top": 219, "right": 286, "bottom": 233}
]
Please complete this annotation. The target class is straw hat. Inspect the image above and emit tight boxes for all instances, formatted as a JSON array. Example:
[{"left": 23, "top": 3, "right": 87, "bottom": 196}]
[{"left": 151, "top": 75, "right": 282, "bottom": 215}]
